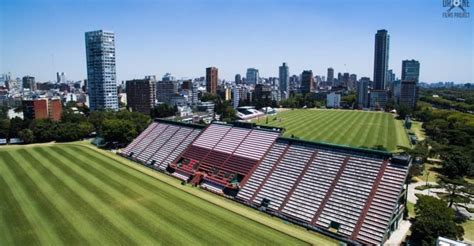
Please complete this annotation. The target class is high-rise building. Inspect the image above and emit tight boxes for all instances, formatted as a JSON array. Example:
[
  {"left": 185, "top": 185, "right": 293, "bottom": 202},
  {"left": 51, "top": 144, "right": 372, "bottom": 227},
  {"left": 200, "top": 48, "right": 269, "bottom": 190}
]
[
  {"left": 357, "top": 77, "right": 370, "bottom": 108},
  {"left": 235, "top": 74, "right": 242, "bottom": 84},
  {"left": 22, "top": 76, "right": 36, "bottom": 91},
  {"left": 60, "top": 72, "right": 66, "bottom": 84},
  {"left": 401, "top": 59, "right": 420, "bottom": 82},
  {"left": 279, "top": 62, "right": 289, "bottom": 100},
  {"left": 399, "top": 80, "right": 418, "bottom": 109},
  {"left": 246, "top": 68, "right": 259, "bottom": 85},
  {"left": 342, "top": 73, "right": 350, "bottom": 88},
  {"left": 373, "top": 29, "right": 390, "bottom": 90},
  {"left": 370, "top": 90, "right": 388, "bottom": 109},
  {"left": 22, "top": 98, "right": 62, "bottom": 121},
  {"left": 126, "top": 78, "right": 156, "bottom": 115},
  {"left": 156, "top": 80, "right": 178, "bottom": 104},
  {"left": 233, "top": 86, "right": 241, "bottom": 109},
  {"left": 85, "top": 30, "right": 118, "bottom": 111},
  {"left": 254, "top": 84, "right": 272, "bottom": 101},
  {"left": 56, "top": 72, "right": 61, "bottom": 83},
  {"left": 327, "top": 68, "right": 334, "bottom": 86},
  {"left": 182, "top": 80, "right": 192, "bottom": 90},
  {"left": 191, "top": 81, "right": 199, "bottom": 105},
  {"left": 162, "top": 73, "right": 175, "bottom": 82},
  {"left": 349, "top": 74, "right": 357, "bottom": 90},
  {"left": 301, "top": 70, "right": 314, "bottom": 95},
  {"left": 206, "top": 67, "right": 218, "bottom": 94}
]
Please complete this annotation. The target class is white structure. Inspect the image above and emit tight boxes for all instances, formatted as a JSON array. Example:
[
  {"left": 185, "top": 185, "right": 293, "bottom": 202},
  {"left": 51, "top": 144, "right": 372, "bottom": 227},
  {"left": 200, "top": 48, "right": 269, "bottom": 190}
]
[
  {"left": 85, "top": 30, "right": 118, "bottom": 111},
  {"left": 326, "top": 92, "right": 341, "bottom": 108},
  {"left": 235, "top": 106, "right": 264, "bottom": 121},
  {"left": 233, "top": 86, "right": 241, "bottom": 109},
  {"left": 436, "top": 237, "right": 468, "bottom": 246}
]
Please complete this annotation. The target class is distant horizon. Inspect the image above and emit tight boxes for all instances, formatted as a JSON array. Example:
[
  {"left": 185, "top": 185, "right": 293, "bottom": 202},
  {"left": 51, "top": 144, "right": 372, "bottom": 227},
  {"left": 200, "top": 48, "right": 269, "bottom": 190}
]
[{"left": 1, "top": 0, "right": 472, "bottom": 84}]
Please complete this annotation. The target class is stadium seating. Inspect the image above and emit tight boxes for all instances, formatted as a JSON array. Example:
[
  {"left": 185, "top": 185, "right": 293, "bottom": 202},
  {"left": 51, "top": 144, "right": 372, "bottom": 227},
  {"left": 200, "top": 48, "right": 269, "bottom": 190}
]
[
  {"left": 121, "top": 120, "right": 409, "bottom": 245},
  {"left": 135, "top": 124, "right": 180, "bottom": 163},
  {"left": 121, "top": 122, "right": 158, "bottom": 157},
  {"left": 236, "top": 138, "right": 409, "bottom": 245},
  {"left": 171, "top": 123, "right": 281, "bottom": 189},
  {"left": 120, "top": 120, "right": 204, "bottom": 170}
]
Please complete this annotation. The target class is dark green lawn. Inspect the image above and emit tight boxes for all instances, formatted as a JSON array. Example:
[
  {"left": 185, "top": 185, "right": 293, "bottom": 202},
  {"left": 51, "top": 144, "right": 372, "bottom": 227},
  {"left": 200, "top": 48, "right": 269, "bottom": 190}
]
[
  {"left": 254, "top": 109, "right": 410, "bottom": 152},
  {"left": 0, "top": 145, "right": 307, "bottom": 245}
]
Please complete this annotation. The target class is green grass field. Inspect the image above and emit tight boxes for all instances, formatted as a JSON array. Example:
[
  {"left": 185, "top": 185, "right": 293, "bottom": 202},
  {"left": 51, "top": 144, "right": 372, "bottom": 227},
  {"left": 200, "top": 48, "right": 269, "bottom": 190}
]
[
  {"left": 0, "top": 144, "right": 334, "bottom": 245},
  {"left": 254, "top": 109, "right": 410, "bottom": 152}
]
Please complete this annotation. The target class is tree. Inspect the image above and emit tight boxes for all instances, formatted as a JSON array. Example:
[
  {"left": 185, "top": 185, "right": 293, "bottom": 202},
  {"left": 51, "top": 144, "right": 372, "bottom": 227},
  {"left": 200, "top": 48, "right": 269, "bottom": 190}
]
[
  {"left": 0, "top": 105, "right": 8, "bottom": 119},
  {"left": 0, "top": 119, "right": 10, "bottom": 138},
  {"left": 56, "top": 123, "right": 81, "bottom": 142},
  {"left": 9, "top": 117, "right": 27, "bottom": 138},
  {"left": 150, "top": 104, "right": 177, "bottom": 118},
  {"left": 220, "top": 106, "right": 236, "bottom": 122},
  {"left": 397, "top": 103, "right": 412, "bottom": 119},
  {"left": 101, "top": 119, "right": 137, "bottom": 144},
  {"left": 411, "top": 195, "right": 464, "bottom": 245},
  {"left": 18, "top": 129, "right": 34, "bottom": 144},
  {"left": 30, "top": 119, "right": 58, "bottom": 143},
  {"left": 200, "top": 93, "right": 218, "bottom": 102},
  {"left": 440, "top": 148, "right": 472, "bottom": 180}
]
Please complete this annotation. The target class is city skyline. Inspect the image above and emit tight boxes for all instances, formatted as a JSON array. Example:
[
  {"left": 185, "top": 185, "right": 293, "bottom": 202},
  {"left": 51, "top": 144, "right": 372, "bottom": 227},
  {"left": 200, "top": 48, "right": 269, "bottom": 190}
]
[{"left": 1, "top": 0, "right": 472, "bottom": 83}]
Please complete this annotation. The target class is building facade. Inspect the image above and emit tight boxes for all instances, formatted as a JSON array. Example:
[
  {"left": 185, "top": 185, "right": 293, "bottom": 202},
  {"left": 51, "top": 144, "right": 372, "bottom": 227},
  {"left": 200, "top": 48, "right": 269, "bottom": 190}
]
[
  {"left": 357, "top": 77, "right": 370, "bottom": 109},
  {"left": 399, "top": 80, "right": 418, "bottom": 109},
  {"left": 206, "top": 67, "right": 218, "bottom": 94},
  {"left": 401, "top": 60, "right": 420, "bottom": 82},
  {"left": 235, "top": 74, "right": 242, "bottom": 84},
  {"left": 85, "top": 30, "right": 118, "bottom": 111},
  {"left": 373, "top": 29, "right": 390, "bottom": 90},
  {"left": 246, "top": 68, "right": 259, "bottom": 85},
  {"left": 22, "top": 98, "right": 62, "bottom": 121},
  {"left": 156, "top": 80, "right": 178, "bottom": 104},
  {"left": 327, "top": 68, "right": 334, "bottom": 86},
  {"left": 279, "top": 62, "right": 289, "bottom": 100},
  {"left": 22, "top": 76, "right": 36, "bottom": 91},
  {"left": 301, "top": 70, "right": 314, "bottom": 95},
  {"left": 326, "top": 92, "right": 341, "bottom": 108},
  {"left": 126, "top": 78, "right": 156, "bottom": 115},
  {"left": 370, "top": 90, "right": 388, "bottom": 109}
]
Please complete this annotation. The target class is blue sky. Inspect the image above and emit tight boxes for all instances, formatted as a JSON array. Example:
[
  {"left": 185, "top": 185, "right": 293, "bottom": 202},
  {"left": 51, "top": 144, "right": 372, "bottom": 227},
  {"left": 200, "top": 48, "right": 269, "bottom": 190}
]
[{"left": 1, "top": 0, "right": 472, "bottom": 83}]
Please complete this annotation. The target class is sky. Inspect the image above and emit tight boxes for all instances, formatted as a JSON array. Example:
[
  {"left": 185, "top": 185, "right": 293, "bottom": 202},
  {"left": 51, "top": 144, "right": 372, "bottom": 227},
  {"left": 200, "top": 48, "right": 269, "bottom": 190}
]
[{"left": 0, "top": 0, "right": 472, "bottom": 83}]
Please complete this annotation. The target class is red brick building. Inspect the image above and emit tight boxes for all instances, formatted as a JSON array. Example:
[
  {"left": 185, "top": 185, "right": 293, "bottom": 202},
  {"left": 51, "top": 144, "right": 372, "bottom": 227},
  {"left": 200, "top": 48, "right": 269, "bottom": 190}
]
[{"left": 23, "top": 98, "right": 63, "bottom": 121}]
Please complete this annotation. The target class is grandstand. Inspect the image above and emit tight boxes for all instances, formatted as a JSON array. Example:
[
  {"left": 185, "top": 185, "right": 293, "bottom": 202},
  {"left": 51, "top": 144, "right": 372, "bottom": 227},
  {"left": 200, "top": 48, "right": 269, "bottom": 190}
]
[
  {"left": 121, "top": 120, "right": 410, "bottom": 245},
  {"left": 169, "top": 122, "right": 282, "bottom": 193},
  {"left": 120, "top": 119, "right": 205, "bottom": 170},
  {"left": 237, "top": 138, "right": 409, "bottom": 245}
]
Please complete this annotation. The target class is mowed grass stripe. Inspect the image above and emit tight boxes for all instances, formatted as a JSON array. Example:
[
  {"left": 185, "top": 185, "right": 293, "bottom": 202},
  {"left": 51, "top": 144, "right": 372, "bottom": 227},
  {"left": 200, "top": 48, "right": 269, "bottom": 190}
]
[
  {"left": 331, "top": 111, "right": 367, "bottom": 144},
  {"left": 0, "top": 175, "right": 40, "bottom": 245},
  {"left": 352, "top": 111, "right": 377, "bottom": 148},
  {"left": 1, "top": 152, "right": 86, "bottom": 244},
  {"left": 297, "top": 111, "right": 346, "bottom": 140},
  {"left": 14, "top": 149, "right": 104, "bottom": 245},
  {"left": 57, "top": 146, "right": 234, "bottom": 243},
  {"left": 342, "top": 111, "right": 372, "bottom": 146},
  {"left": 0, "top": 154, "right": 59, "bottom": 245},
  {"left": 298, "top": 111, "right": 346, "bottom": 140},
  {"left": 287, "top": 110, "right": 334, "bottom": 138},
  {"left": 64, "top": 145, "right": 304, "bottom": 244},
  {"left": 54, "top": 146, "right": 217, "bottom": 244},
  {"left": 28, "top": 147, "right": 138, "bottom": 245},
  {"left": 45, "top": 147, "right": 182, "bottom": 245},
  {"left": 254, "top": 109, "right": 410, "bottom": 151},
  {"left": 32, "top": 147, "right": 158, "bottom": 244}
]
